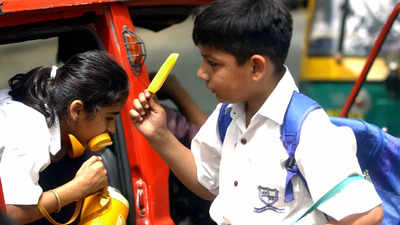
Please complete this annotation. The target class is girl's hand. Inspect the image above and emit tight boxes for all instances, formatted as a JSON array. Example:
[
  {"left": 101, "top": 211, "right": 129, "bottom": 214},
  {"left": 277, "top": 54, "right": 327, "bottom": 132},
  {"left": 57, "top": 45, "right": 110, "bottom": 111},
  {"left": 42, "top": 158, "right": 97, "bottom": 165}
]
[
  {"left": 74, "top": 155, "right": 108, "bottom": 197},
  {"left": 129, "top": 90, "right": 168, "bottom": 141}
]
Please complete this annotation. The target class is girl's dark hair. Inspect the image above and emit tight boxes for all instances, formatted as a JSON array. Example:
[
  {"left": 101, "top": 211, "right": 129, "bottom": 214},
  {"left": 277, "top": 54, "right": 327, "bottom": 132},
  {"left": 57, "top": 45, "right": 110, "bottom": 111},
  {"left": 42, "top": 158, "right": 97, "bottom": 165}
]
[
  {"left": 8, "top": 50, "right": 129, "bottom": 127},
  {"left": 193, "top": 0, "right": 293, "bottom": 74}
]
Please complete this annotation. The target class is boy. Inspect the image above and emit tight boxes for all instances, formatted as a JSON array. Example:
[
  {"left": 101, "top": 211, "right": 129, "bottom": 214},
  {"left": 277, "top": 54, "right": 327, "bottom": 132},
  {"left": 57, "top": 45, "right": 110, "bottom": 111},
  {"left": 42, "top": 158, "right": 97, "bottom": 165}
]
[{"left": 129, "top": 0, "right": 383, "bottom": 224}]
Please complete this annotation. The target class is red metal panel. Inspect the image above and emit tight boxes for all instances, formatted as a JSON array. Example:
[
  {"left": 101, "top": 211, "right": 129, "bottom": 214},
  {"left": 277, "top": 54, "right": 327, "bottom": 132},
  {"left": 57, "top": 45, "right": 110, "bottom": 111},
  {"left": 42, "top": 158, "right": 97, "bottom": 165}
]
[
  {"left": 0, "top": 6, "right": 104, "bottom": 28},
  {"left": 0, "top": 0, "right": 213, "bottom": 28},
  {"left": 0, "top": 0, "right": 119, "bottom": 14},
  {"left": 124, "top": 0, "right": 213, "bottom": 7},
  {"left": 0, "top": 0, "right": 212, "bottom": 14},
  {"left": 0, "top": 179, "right": 5, "bottom": 212},
  {"left": 95, "top": 4, "right": 173, "bottom": 225}
]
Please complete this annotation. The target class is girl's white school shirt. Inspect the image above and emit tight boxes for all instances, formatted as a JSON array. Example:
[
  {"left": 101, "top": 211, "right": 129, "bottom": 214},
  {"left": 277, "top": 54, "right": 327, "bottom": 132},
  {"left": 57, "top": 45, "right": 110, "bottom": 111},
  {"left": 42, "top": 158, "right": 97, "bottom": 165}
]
[
  {"left": 191, "top": 68, "right": 382, "bottom": 225},
  {"left": 0, "top": 89, "right": 61, "bottom": 205}
]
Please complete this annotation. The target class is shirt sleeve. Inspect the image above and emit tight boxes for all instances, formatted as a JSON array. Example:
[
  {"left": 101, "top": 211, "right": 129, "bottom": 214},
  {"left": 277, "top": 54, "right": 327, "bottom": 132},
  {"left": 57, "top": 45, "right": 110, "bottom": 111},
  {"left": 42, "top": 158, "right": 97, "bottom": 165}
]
[
  {"left": 0, "top": 102, "right": 52, "bottom": 205},
  {"left": 191, "top": 104, "right": 223, "bottom": 195},
  {"left": 295, "top": 109, "right": 382, "bottom": 221}
]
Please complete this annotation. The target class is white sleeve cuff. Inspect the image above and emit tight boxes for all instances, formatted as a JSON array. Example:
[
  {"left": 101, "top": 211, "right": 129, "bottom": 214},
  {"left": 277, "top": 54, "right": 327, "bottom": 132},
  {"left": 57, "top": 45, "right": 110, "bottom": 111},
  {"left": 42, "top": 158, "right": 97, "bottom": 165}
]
[{"left": 318, "top": 179, "right": 382, "bottom": 221}]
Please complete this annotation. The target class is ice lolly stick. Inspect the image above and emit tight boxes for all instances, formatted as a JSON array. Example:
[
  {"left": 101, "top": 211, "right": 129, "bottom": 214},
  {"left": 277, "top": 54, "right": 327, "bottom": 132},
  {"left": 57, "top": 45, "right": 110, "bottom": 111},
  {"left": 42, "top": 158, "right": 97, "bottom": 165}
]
[{"left": 147, "top": 53, "right": 179, "bottom": 94}]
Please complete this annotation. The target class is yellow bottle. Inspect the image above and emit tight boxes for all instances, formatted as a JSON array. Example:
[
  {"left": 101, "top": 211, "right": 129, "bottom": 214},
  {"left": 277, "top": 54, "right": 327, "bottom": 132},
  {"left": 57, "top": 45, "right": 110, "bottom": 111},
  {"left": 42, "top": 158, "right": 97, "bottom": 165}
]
[{"left": 79, "top": 186, "right": 129, "bottom": 225}]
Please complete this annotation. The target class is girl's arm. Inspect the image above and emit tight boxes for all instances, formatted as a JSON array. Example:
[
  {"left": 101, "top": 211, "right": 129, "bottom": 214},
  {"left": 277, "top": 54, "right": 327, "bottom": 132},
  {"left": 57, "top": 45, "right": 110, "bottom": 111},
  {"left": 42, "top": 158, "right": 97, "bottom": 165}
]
[
  {"left": 6, "top": 182, "right": 82, "bottom": 224},
  {"left": 6, "top": 156, "right": 107, "bottom": 224}
]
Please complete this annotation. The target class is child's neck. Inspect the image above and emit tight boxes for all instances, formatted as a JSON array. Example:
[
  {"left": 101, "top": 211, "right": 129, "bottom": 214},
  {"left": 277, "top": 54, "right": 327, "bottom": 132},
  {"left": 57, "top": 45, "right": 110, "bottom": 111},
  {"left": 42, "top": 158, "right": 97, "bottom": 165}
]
[{"left": 244, "top": 100, "right": 263, "bottom": 127}]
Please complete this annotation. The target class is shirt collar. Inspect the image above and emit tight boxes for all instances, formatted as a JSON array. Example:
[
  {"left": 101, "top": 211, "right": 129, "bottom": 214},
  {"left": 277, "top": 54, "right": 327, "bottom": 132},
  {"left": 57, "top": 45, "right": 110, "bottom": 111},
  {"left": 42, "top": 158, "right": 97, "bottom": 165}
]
[
  {"left": 49, "top": 116, "right": 62, "bottom": 156},
  {"left": 0, "top": 89, "right": 10, "bottom": 102},
  {"left": 257, "top": 66, "right": 298, "bottom": 125}
]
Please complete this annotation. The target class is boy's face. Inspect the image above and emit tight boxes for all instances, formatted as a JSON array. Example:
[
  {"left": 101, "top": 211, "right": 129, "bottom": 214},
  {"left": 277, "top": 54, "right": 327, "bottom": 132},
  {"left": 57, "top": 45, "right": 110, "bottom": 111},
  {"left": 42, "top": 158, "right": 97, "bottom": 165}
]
[{"left": 197, "top": 45, "right": 253, "bottom": 104}]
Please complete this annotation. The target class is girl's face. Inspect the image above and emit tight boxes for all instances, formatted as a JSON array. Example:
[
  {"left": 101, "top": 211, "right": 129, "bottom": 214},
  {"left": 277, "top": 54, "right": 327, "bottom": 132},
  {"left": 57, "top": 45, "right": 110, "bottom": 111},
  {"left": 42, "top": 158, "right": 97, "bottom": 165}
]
[{"left": 66, "top": 100, "right": 126, "bottom": 149}]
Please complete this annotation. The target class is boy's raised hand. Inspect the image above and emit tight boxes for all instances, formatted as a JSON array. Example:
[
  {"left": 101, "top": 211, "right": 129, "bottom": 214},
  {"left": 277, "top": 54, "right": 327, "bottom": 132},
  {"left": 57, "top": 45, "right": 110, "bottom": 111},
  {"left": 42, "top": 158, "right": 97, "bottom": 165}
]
[{"left": 129, "top": 90, "right": 168, "bottom": 141}]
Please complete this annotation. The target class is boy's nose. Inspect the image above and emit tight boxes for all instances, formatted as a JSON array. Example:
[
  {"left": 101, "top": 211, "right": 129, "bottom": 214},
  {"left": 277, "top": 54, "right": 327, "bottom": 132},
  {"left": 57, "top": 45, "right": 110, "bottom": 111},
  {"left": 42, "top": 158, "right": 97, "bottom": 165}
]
[{"left": 197, "top": 66, "right": 208, "bottom": 81}]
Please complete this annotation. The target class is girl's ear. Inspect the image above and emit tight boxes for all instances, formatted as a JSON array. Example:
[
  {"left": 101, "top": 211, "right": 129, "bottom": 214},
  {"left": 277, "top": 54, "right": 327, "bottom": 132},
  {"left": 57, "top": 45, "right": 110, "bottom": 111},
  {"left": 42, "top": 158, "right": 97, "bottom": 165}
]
[
  {"left": 69, "top": 100, "right": 84, "bottom": 121},
  {"left": 249, "top": 54, "right": 268, "bottom": 81}
]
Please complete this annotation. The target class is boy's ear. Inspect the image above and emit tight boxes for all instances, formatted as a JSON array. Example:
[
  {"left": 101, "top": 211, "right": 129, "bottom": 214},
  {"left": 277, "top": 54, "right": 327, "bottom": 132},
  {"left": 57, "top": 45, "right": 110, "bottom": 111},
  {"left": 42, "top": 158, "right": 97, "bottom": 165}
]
[
  {"left": 69, "top": 100, "right": 84, "bottom": 121},
  {"left": 249, "top": 54, "right": 268, "bottom": 81}
]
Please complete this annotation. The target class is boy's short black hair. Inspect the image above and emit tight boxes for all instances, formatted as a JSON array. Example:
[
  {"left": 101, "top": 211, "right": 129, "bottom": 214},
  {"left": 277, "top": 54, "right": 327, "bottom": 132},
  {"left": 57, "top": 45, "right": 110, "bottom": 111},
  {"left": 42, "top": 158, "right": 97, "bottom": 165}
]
[{"left": 193, "top": 0, "right": 293, "bottom": 74}]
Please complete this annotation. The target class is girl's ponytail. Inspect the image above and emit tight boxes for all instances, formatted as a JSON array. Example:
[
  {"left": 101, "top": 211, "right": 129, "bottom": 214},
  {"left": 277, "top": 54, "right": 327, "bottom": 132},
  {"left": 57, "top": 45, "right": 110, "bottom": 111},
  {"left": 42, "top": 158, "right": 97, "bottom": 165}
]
[{"left": 8, "top": 66, "right": 57, "bottom": 127}]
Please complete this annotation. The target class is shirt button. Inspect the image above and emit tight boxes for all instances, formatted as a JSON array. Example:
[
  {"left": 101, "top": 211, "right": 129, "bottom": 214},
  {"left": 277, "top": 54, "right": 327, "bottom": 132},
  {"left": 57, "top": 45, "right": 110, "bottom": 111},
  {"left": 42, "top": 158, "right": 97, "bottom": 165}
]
[
  {"left": 240, "top": 138, "right": 247, "bottom": 145},
  {"left": 234, "top": 180, "right": 238, "bottom": 187}
]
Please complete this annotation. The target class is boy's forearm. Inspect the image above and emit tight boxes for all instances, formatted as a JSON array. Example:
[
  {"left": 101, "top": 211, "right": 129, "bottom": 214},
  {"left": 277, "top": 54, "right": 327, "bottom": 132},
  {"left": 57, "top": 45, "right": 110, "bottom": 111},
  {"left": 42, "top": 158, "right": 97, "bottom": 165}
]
[
  {"left": 325, "top": 205, "right": 383, "bottom": 225},
  {"left": 149, "top": 130, "right": 214, "bottom": 200}
]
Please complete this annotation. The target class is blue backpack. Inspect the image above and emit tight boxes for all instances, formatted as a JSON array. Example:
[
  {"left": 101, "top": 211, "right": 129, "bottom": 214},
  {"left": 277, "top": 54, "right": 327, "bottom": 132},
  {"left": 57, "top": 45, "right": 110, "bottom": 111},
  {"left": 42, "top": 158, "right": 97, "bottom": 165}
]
[{"left": 218, "top": 91, "right": 400, "bottom": 225}]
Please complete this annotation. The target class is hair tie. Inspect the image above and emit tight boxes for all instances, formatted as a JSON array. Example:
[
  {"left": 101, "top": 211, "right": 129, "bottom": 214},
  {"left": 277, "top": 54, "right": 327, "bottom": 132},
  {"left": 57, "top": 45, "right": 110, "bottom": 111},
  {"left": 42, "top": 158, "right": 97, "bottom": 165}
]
[{"left": 50, "top": 65, "right": 58, "bottom": 80}]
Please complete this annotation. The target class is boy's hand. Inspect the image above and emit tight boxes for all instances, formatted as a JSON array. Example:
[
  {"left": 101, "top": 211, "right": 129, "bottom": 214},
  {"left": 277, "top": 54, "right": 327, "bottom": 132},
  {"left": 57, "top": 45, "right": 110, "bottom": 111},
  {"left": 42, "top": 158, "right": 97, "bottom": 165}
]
[{"left": 129, "top": 90, "right": 168, "bottom": 141}]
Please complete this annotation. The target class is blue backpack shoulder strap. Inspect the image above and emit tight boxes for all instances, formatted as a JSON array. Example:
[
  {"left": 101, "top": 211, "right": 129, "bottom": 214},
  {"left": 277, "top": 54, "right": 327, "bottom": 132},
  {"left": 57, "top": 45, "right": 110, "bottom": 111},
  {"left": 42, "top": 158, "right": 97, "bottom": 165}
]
[
  {"left": 218, "top": 104, "right": 232, "bottom": 143},
  {"left": 282, "top": 91, "right": 321, "bottom": 202}
]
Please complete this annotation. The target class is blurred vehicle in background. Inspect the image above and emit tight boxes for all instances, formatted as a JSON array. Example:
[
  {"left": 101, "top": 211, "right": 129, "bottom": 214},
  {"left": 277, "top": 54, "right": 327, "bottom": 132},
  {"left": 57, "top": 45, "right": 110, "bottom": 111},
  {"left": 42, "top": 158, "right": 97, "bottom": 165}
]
[{"left": 300, "top": 0, "right": 400, "bottom": 135}]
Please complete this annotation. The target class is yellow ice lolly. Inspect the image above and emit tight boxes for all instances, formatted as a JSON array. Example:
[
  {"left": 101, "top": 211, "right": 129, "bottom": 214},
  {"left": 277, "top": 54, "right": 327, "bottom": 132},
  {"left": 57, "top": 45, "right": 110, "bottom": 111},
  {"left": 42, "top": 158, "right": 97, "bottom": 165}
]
[{"left": 147, "top": 53, "right": 179, "bottom": 94}]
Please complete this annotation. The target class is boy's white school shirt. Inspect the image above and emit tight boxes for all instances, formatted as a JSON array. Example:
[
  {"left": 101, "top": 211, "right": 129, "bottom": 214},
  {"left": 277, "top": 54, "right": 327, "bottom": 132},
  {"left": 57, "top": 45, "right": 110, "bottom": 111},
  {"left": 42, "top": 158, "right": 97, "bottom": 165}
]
[
  {"left": 0, "top": 89, "right": 61, "bottom": 205},
  {"left": 191, "top": 68, "right": 381, "bottom": 225}
]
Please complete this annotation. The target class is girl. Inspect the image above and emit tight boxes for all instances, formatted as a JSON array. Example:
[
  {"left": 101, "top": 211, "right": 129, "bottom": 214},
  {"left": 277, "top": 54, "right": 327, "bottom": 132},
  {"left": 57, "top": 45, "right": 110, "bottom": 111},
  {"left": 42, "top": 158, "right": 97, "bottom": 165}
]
[{"left": 0, "top": 50, "right": 129, "bottom": 224}]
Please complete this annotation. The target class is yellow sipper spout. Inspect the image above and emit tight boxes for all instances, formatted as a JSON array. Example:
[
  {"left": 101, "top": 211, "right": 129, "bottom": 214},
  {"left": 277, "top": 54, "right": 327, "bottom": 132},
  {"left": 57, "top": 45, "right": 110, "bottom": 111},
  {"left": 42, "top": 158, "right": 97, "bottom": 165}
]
[{"left": 88, "top": 133, "right": 113, "bottom": 152}]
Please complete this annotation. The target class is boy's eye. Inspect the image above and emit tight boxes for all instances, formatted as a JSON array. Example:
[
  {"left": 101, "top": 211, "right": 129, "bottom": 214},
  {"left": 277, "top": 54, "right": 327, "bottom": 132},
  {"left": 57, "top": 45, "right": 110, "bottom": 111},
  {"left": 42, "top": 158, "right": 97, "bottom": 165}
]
[{"left": 207, "top": 60, "right": 218, "bottom": 67}]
